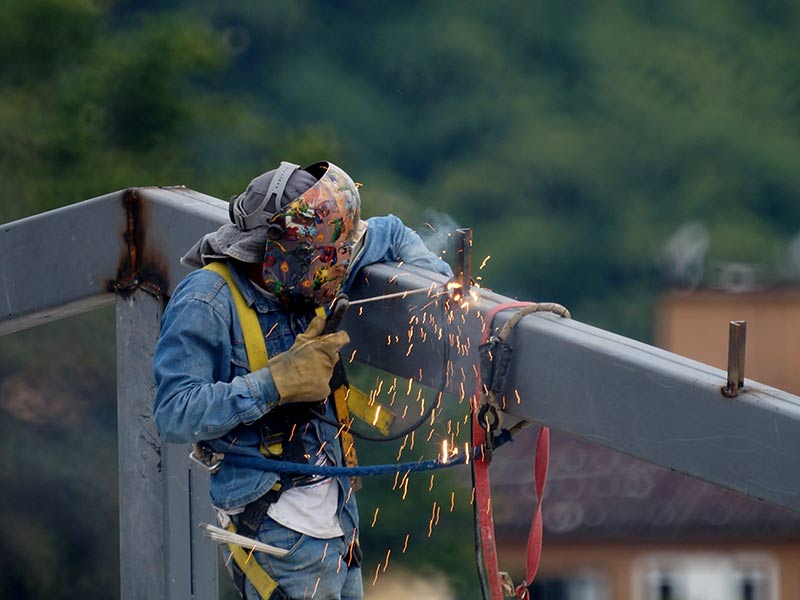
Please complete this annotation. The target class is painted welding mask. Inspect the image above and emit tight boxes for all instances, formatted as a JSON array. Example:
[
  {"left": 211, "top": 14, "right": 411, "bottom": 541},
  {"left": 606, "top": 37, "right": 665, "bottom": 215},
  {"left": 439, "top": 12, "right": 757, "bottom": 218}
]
[{"left": 262, "top": 161, "right": 364, "bottom": 306}]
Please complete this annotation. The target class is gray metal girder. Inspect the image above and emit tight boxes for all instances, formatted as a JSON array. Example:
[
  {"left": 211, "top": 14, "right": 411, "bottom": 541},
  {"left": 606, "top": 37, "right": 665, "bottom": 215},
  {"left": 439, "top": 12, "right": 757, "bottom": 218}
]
[
  {"left": 344, "top": 264, "right": 800, "bottom": 513},
  {"left": 0, "top": 186, "right": 225, "bottom": 336}
]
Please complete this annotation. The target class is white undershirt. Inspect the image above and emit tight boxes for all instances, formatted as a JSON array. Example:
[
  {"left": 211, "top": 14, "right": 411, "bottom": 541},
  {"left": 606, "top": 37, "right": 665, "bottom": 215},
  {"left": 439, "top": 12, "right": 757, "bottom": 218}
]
[{"left": 267, "top": 469, "right": 343, "bottom": 538}]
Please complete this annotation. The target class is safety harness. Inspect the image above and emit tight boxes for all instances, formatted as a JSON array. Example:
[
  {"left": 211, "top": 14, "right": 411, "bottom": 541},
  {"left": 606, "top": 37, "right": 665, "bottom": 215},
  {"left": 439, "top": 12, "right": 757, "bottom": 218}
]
[{"left": 195, "top": 261, "right": 389, "bottom": 599}]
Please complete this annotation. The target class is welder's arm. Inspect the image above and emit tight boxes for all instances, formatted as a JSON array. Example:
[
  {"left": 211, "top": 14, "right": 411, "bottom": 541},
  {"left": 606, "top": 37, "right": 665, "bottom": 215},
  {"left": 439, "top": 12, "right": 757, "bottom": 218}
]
[
  {"left": 344, "top": 214, "right": 453, "bottom": 290},
  {"left": 153, "top": 290, "right": 279, "bottom": 444}
]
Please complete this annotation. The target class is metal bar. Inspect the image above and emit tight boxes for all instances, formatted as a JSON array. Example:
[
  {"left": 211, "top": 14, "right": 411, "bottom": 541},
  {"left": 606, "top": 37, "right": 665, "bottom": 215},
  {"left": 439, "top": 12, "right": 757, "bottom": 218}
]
[
  {"left": 0, "top": 193, "right": 123, "bottom": 335},
  {"left": 117, "top": 289, "right": 219, "bottom": 600},
  {"left": 723, "top": 320, "right": 747, "bottom": 397},
  {"left": 117, "top": 290, "right": 170, "bottom": 599},
  {"left": 454, "top": 227, "right": 473, "bottom": 295},
  {"left": 0, "top": 186, "right": 227, "bottom": 336}
]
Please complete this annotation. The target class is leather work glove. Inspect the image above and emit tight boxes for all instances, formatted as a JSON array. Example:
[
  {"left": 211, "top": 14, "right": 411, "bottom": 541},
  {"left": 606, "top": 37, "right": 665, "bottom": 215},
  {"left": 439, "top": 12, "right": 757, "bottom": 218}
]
[{"left": 269, "top": 314, "right": 350, "bottom": 405}]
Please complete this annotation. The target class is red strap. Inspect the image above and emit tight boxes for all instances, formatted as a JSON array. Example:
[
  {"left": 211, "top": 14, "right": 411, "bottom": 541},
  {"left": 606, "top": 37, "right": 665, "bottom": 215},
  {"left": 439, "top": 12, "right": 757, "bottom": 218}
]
[
  {"left": 516, "top": 426, "right": 549, "bottom": 599},
  {"left": 473, "top": 301, "right": 539, "bottom": 600},
  {"left": 472, "top": 406, "right": 501, "bottom": 600}
]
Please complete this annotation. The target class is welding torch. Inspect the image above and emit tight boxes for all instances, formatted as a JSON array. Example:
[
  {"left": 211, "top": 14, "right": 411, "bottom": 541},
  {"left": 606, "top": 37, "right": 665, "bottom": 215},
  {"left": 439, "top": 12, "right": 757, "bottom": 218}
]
[
  {"left": 322, "top": 294, "right": 351, "bottom": 334},
  {"left": 322, "top": 284, "right": 457, "bottom": 335},
  {"left": 322, "top": 281, "right": 462, "bottom": 335}
]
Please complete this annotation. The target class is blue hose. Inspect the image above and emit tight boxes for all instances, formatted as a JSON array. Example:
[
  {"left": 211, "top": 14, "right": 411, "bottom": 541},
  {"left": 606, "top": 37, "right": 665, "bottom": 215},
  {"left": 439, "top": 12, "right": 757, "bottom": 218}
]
[
  {"left": 223, "top": 448, "right": 474, "bottom": 477},
  {"left": 221, "top": 432, "right": 512, "bottom": 477}
]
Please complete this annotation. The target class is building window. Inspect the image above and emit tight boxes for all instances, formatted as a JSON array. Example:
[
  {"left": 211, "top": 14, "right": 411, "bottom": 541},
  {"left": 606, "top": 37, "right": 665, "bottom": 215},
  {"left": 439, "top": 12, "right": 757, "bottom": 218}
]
[
  {"left": 633, "top": 553, "right": 778, "bottom": 600},
  {"left": 528, "top": 573, "right": 609, "bottom": 600}
]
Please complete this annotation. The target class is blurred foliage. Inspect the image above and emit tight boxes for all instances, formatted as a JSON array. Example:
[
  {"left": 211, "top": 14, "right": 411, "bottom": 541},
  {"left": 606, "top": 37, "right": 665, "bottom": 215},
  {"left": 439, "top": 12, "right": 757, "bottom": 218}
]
[{"left": 1, "top": 0, "right": 799, "bottom": 597}]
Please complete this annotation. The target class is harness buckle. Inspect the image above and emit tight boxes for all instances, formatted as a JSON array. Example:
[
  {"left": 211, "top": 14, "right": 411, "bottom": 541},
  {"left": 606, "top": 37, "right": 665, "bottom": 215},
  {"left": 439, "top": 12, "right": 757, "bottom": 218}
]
[
  {"left": 498, "top": 571, "right": 517, "bottom": 597},
  {"left": 189, "top": 443, "right": 224, "bottom": 474}
]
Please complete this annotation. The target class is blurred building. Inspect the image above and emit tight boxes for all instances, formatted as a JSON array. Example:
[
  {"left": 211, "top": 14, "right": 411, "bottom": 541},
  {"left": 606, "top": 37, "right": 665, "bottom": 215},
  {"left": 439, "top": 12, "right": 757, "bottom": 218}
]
[{"left": 492, "top": 283, "right": 800, "bottom": 600}]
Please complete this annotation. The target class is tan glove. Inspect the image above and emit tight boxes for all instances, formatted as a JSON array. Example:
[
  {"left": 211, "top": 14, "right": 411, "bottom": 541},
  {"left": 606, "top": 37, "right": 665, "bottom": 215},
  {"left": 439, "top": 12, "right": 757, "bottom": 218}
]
[{"left": 268, "top": 314, "right": 350, "bottom": 405}]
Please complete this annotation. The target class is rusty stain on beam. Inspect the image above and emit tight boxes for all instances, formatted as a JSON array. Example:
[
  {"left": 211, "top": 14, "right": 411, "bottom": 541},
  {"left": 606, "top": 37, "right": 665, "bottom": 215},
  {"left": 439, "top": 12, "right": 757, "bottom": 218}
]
[{"left": 108, "top": 189, "right": 170, "bottom": 301}]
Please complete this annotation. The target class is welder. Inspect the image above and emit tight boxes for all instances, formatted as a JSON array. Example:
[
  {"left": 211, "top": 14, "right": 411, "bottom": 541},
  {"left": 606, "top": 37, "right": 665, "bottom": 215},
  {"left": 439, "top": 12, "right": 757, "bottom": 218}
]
[{"left": 152, "top": 160, "right": 451, "bottom": 599}]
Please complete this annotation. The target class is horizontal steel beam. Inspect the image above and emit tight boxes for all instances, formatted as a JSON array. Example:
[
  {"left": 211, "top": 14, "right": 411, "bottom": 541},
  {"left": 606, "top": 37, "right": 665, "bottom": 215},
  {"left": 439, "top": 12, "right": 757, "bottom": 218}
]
[
  {"left": 0, "top": 186, "right": 225, "bottom": 336},
  {"left": 345, "top": 264, "right": 800, "bottom": 513}
]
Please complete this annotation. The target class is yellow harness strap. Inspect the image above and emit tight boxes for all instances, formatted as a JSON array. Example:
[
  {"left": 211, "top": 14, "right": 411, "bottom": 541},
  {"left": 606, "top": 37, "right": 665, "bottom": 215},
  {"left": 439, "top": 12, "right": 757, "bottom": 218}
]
[
  {"left": 204, "top": 264, "right": 279, "bottom": 597},
  {"left": 314, "top": 306, "right": 360, "bottom": 487},
  {"left": 345, "top": 386, "right": 395, "bottom": 435},
  {"left": 225, "top": 525, "right": 280, "bottom": 598},
  {"left": 203, "top": 262, "right": 269, "bottom": 370}
]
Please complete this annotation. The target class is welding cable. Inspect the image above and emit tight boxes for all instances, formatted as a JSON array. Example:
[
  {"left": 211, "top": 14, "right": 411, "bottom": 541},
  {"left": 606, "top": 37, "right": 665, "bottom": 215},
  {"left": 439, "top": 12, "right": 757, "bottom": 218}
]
[
  {"left": 219, "top": 423, "right": 523, "bottom": 478},
  {"left": 311, "top": 292, "right": 452, "bottom": 442},
  {"left": 220, "top": 438, "right": 494, "bottom": 477}
]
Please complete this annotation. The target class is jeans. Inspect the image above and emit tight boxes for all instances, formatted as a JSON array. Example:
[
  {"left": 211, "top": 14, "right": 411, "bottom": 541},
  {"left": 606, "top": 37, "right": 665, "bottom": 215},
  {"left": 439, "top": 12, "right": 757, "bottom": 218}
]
[{"left": 225, "top": 515, "right": 363, "bottom": 600}]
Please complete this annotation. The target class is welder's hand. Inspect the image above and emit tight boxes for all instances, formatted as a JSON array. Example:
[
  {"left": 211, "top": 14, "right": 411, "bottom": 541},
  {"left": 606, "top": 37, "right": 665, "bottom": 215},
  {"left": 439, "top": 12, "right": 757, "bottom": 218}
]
[{"left": 269, "top": 314, "right": 350, "bottom": 405}]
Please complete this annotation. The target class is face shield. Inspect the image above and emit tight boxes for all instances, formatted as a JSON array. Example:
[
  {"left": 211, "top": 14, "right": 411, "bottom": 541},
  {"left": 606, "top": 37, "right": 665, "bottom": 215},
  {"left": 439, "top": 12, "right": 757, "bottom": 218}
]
[{"left": 261, "top": 162, "right": 365, "bottom": 306}]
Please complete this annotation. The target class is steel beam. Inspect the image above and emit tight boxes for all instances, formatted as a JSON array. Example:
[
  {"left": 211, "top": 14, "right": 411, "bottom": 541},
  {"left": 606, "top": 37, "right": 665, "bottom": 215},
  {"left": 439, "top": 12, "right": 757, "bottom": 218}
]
[
  {"left": 0, "top": 186, "right": 225, "bottom": 336},
  {"left": 117, "top": 290, "right": 218, "bottom": 600},
  {"left": 344, "top": 263, "right": 800, "bottom": 512}
]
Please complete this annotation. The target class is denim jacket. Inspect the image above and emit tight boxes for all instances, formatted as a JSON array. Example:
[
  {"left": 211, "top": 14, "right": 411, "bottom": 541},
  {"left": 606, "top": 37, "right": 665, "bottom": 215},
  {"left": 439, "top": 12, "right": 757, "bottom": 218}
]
[{"left": 153, "top": 215, "right": 452, "bottom": 539}]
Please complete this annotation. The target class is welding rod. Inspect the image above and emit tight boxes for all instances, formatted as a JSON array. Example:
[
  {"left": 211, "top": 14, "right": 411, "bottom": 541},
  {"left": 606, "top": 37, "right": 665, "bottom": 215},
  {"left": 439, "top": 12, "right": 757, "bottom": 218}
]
[{"left": 348, "top": 285, "right": 444, "bottom": 306}]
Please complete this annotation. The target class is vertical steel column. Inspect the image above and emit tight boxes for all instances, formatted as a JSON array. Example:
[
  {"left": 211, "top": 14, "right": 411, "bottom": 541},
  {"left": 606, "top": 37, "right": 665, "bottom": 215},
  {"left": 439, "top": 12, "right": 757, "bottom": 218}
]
[{"left": 116, "top": 289, "right": 218, "bottom": 600}]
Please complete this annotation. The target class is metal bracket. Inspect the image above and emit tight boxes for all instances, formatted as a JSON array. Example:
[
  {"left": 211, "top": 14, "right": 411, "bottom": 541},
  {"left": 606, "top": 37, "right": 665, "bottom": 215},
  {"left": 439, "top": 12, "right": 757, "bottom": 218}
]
[
  {"left": 479, "top": 336, "right": 515, "bottom": 395},
  {"left": 454, "top": 227, "right": 473, "bottom": 298},
  {"left": 722, "top": 320, "right": 747, "bottom": 397}
]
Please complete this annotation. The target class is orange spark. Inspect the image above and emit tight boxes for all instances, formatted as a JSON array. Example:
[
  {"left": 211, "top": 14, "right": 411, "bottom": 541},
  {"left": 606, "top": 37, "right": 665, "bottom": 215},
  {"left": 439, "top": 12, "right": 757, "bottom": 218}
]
[
  {"left": 428, "top": 502, "right": 437, "bottom": 537},
  {"left": 382, "top": 549, "right": 391, "bottom": 572}
]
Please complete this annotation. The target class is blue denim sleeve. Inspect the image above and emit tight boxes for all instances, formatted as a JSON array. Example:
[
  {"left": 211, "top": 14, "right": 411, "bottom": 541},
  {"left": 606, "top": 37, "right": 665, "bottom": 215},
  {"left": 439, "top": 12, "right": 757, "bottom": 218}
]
[
  {"left": 152, "top": 272, "right": 279, "bottom": 443},
  {"left": 344, "top": 215, "right": 453, "bottom": 289}
]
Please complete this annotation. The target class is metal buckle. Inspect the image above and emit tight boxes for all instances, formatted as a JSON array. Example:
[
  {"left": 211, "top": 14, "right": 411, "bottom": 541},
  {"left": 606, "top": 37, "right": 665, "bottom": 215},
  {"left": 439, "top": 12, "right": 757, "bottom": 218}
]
[
  {"left": 189, "top": 443, "right": 224, "bottom": 474},
  {"left": 498, "top": 571, "right": 517, "bottom": 597}
]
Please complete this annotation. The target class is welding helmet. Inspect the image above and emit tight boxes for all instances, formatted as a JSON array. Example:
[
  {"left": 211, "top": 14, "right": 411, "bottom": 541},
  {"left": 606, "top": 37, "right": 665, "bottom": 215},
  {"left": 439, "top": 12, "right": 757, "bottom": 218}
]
[{"left": 260, "top": 161, "right": 364, "bottom": 306}]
